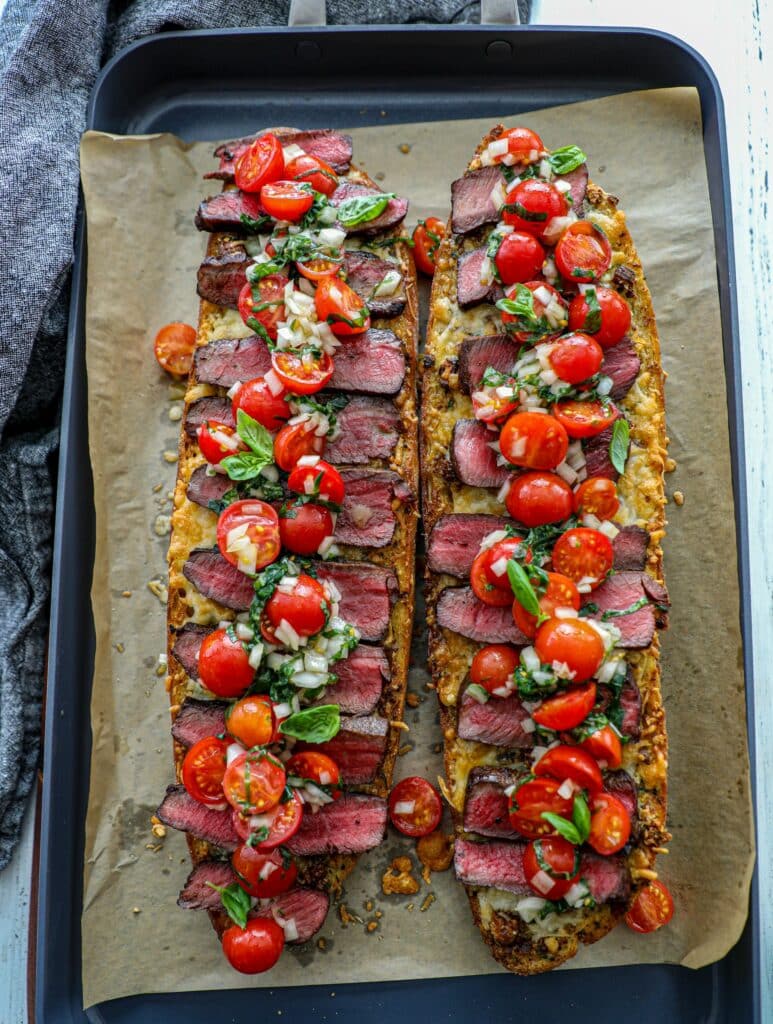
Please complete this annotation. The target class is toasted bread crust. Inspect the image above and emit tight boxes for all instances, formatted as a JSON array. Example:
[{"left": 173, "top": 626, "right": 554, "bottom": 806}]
[
  {"left": 165, "top": 154, "right": 418, "bottom": 937},
  {"left": 421, "top": 126, "right": 670, "bottom": 974}
]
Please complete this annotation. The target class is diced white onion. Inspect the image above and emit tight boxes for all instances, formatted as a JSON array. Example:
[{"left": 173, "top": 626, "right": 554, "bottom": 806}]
[
  {"left": 478, "top": 256, "right": 495, "bottom": 287},
  {"left": 595, "top": 657, "right": 622, "bottom": 684},
  {"left": 596, "top": 374, "right": 614, "bottom": 396},
  {"left": 292, "top": 670, "right": 328, "bottom": 688},
  {"left": 317, "top": 535, "right": 335, "bottom": 557},
  {"left": 258, "top": 860, "right": 279, "bottom": 880},
  {"left": 521, "top": 646, "right": 540, "bottom": 673},
  {"left": 565, "top": 882, "right": 590, "bottom": 907},
  {"left": 350, "top": 503, "right": 374, "bottom": 528},
  {"left": 479, "top": 528, "right": 509, "bottom": 552},
  {"left": 522, "top": 718, "right": 536, "bottom": 734},
  {"left": 497, "top": 477, "right": 512, "bottom": 503},
  {"left": 490, "top": 556, "right": 509, "bottom": 578},
  {"left": 582, "top": 513, "right": 602, "bottom": 530},
  {"left": 489, "top": 178, "right": 507, "bottom": 210},
  {"left": 303, "top": 782, "right": 334, "bottom": 806},
  {"left": 554, "top": 179, "right": 572, "bottom": 194},
  {"left": 226, "top": 381, "right": 242, "bottom": 400},
  {"left": 373, "top": 269, "right": 402, "bottom": 297},
  {"left": 282, "top": 143, "right": 306, "bottom": 162},
  {"left": 551, "top": 660, "right": 576, "bottom": 680},
  {"left": 304, "top": 650, "right": 329, "bottom": 674},
  {"left": 248, "top": 643, "right": 264, "bottom": 670},
  {"left": 272, "top": 911, "right": 299, "bottom": 943},
  {"left": 275, "top": 618, "right": 302, "bottom": 650},
  {"left": 554, "top": 606, "right": 579, "bottom": 619},
  {"left": 273, "top": 701, "right": 292, "bottom": 720},
  {"left": 528, "top": 870, "right": 555, "bottom": 896},
  {"left": 557, "top": 778, "right": 577, "bottom": 799},
  {"left": 533, "top": 669, "right": 555, "bottom": 685},
  {"left": 394, "top": 800, "right": 416, "bottom": 816},
  {"left": 226, "top": 742, "right": 246, "bottom": 766},
  {"left": 555, "top": 461, "right": 578, "bottom": 485},
  {"left": 260, "top": 463, "right": 279, "bottom": 483},
  {"left": 235, "top": 622, "right": 254, "bottom": 641},
  {"left": 540, "top": 368, "right": 558, "bottom": 386},
  {"left": 318, "top": 227, "right": 346, "bottom": 248},
  {"left": 599, "top": 520, "right": 620, "bottom": 540}
]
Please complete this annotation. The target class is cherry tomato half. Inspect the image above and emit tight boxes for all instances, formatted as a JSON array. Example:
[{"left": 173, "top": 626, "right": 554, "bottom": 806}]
[
  {"left": 197, "top": 419, "right": 247, "bottom": 465},
  {"left": 551, "top": 527, "right": 614, "bottom": 588},
  {"left": 508, "top": 777, "right": 574, "bottom": 838},
  {"left": 198, "top": 628, "right": 254, "bottom": 698},
  {"left": 494, "top": 231, "right": 545, "bottom": 285},
  {"left": 238, "top": 273, "right": 289, "bottom": 341},
  {"left": 314, "top": 276, "right": 370, "bottom": 336},
  {"left": 279, "top": 500, "right": 335, "bottom": 556},
  {"left": 574, "top": 476, "right": 620, "bottom": 520},
  {"left": 388, "top": 777, "right": 443, "bottom": 837},
  {"left": 499, "top": 412, "right": 569, "bottom": 471},
  {"left": 534, "top": 619, "right": 604, "bottom": 686},
  {"left": 263, "top": 573, "right": 331, "bottom": 639},
  {"left": 260, "top": 181, "right": 315, "bottom": 222},
  {"left": 256, "top": 790, "right": 304, "bottom": 850},
  {"left": 413, "top": 217, "right": 446, "bottom": 276},
  {"left": 498, "top": 126, "right": 544, "bottom": 164},
  {"left": 554, "top": 221, "right": 612, "bottom": 284},
  {"left": 153, "top": 322, "right": 197, "bottom": 376},
  {"left": 568, "top": 286, "right": 632, "bottom": 348},
  {"left": 223, "top": 750, "right": 287, "bottom": 816},
  {"left": 625, "top": 880, "right": 675, "bottom": 934},
  {"left": 532, "top": 680, "right": 598, "bottom": 731},
  {"left": 285, "top": 153, "right": 339, "bottom": 197},
  {"left": 548, "top": 332, "right": 604, "bottom": 385},
  {"left": 500, "top": 281, "right": 568, "bottom": 344},
  {"left": 588, "top": 791, "right": 631, "bottom": 855},
  {"left": 470, "top": 549, "right": 515, "bottom": 607},
  {"left": 469, "top": 644, "right": 519, "bottom": 696},
  {"left": 226, "top": 694, "right": 275, "bottom": 748},
  {"left": 232, "top": 376, "right": 289, "bottom": 432},
  {"left": 533, "top": 744, "right": 604, "bottom": 793},
  {"left": 222, "top": 918, "right": 285, "bottom": 974},
  {"left": 296, "top": 256, "right": 343, "bottom": 281},
  {"left": 234, "top": 133, "right": 284, "bottom": 194},
  {"left": 271, "top": 350, "right": 334, "bottom": 395},
  {"left": 231, "top": 842, "right": 298, "bottom": 899},
  {"left": 481, "top": 536, "right": 532, "bottom": 591},
  {"left": 181, "top": 736, "right": 229, "bottom": 806},
  {"left": 552, "top": 399, "right": 619, "bottom": 439},
  {"left": 505, "top": 471, "right": 573, "bottom": 527},
  {"left": 523, "top": 836, "right": 581, "bottom": 900},
  {"left": 581, "top": 725, "right": 623, "bottom": 769},
  {"left": 217, "top": 499, "right": 281, "bottom": 576},
  {"left": 286, "top": 751, "right": 342, "bottom": 798},
  {"left": 472, "top": 380, "right": 519, "bottom": 424},
  {"left": 502, "top": 179, "right": 568, "bottom": 240},
  {"left": 287, "top": 459, "right": 345, "bottom": 505},
  {"left": 512, "top": 571, "right": 580, "bottom": 639},
  {"left": 273, "top": 421, "right": 326, "bottom": 472}
]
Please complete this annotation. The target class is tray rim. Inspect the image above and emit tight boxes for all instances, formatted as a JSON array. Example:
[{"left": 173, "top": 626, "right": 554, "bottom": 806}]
[{"left": 36, "top": 20, "right": 758, "bottom": 1024}]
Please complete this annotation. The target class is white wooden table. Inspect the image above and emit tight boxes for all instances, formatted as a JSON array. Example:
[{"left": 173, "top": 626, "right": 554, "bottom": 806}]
[{"left": 1, "top": 1, "right": 769, "bottom": 1020}]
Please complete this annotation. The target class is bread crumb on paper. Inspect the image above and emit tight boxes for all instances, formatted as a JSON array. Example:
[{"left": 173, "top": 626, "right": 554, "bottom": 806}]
[
  {"left": 162, "top": 450, "right": 178, "bottom": 463},
  {"left": 399, "top": 143, "right": 411, "bottom": 154},
  {"left": 420, "top": 893, "right": 436, "bottom": 913},
  {"left": 673, "top": 490, "right": 684, "bottom": 506},
  {"left": 147, "top": 579, "right": 168, "bottom": 603},
  {"left": 382, "top": 856, "right": 420, "bottom": 896}
]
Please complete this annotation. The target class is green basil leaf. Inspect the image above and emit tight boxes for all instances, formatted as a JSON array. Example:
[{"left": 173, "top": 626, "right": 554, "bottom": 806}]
[
  {"left": 501, "top": 200, "right": 548, "bottom": 222},
  {"left": 572, "top": 794, "right": 591, "bottom": 844},
  {"left": 245, "top": 316, "right": 274, "bottom": 346},
  {"left": 507, "top": 559, "right": 541, "bottom": 617},
  {"left": 236, "top": 408, "right": 274, "bottom": 460},
  {"left": 541, "top": 812, "right": 582, "bottom": 845},
  {"left": 336, "top": 193, "right": 395, "bottom": 227},
  {"left": 610, "top": 418, "right": 630, "bottom": 475},
  {"left": 496, "top": 283, "right": 538, "bottom": 323},
  {"left": 279, "top": 703, "right": 340, "bottom": 743},
  {"left": 220, "top": 451, "right": 270, "bottom": 482},
  {"left": 239, "top": 212, "right": 271, "bottom": 233},
  {"left": 581, "top": 286, "right": 602, "bottom": 333},
  {"left": 206, "top": 882, "right": 251, "bottom": 928},
  {"left": 548, "top": 145, "right": 587, "bottom": 176},
  {"left": 601, "top": 596, "right": 649, "bottom": 620}
]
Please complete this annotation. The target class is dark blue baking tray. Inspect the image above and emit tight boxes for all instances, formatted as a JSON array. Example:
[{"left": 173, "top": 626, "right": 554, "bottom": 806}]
[{"left": 36, "top": 23, "right": 758, "bottom": 1024}]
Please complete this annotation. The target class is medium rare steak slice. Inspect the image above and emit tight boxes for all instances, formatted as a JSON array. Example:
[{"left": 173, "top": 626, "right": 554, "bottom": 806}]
[
  {"left": 252, "top": 887, "right": 330, "bottom": 942},
  {"left": 427, "top": 513, "right": 511, "bottom": 577},
  {"left": 171, "top": 697, "right": 227, "bottom": 747},
  {"left": 296, "top": 715, "right": 388, "bottom": 784},
  {"left": 194, "top": 336, "right": 271, "bottom": 389},
  {"left": 177, "top": 860, "right": 235, "bottom": 909},
  {"left": 582, "top": 424, "right": 623, "bottom": 480},
  {"left": 331, "top": 328, "right": 405, "bottom": 394},
  {"left": 343, "top": 250, "right": 406, "bottom": 318},
  {"left": 454, "top": 839, "right": 630, "bottom": 903},
  {"left": 464, "top": 767, "right": 522, "bottom": 839},
  {"left": 458, "top": 690, "right": 533, "bottom": 748},
  {"left": 458, "top": 334, "right": 519, "bottom": 393},
  {"left": 597, "top": 673, "right": 642, "bottom": 739},
  {"left": 436, "top": 587, "right": 528, "bottom": 645},
  {"left": 312, "top": 645, "right": 389, "bottom": 716},
  {"left": 330, "top": 182, "right": 408, "bottom": 236},
  {"left": 336, "top": 469, "right": 411, "bottom": 548},
  {"left": 585, "top": 571, "right": 669, "bottom": 648},
  {"left": 555, "top": 163, "right": 589, "bottom": 214},
  {"left": 209, "top": 129, "right": 353, "bottom": 180},
  {"left": 451, "top": 166, "right": 504, "bottom": 234},
  {"left": 184, "top": 397, "right": 234, "bottom": 440},
  {"left": 603, "top": 770, "right": 638, "bottom": 823},
  {"left": 157, "top": 785, "right": 238, "bottom": 852},
  {"left": 451, "top": 420, "right": 511, "bottom": 488},
  {"left": 317, "top": 562, "right": 397, "bottom": 642},
  {"left": 285, "top": 793, "right": 387, "bottom": 856},
  {"left": 171, "top": 623, "right": 210, "bottom": 679},
  {"left": 326, "top": 396, "right": 401, "bottom": 465},
  {"left": 612, "top": 525, "right": 649, "bottom": 571},
  {"left": 601, "top": 336, "right": 641, "bottom": 400},
  {"left": 195, "top": 190, "right": 268, "bottom": 233},
  {"left": 183, "top": 548, "right": 254, "bottom": 610},
  {"left": 197, "top": 247, "right": 249, "bottom": 308},
  {"left": 457, "top": 249, "right": 504, "bottom": 309},
  {"left": 186, "top": 467, "right": 232, "bottom": 510}
]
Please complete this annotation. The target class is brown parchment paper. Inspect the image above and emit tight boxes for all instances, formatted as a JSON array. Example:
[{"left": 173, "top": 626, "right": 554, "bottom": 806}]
[{"left": 79, "top": 87, "right": 754, "bottom": 1008}]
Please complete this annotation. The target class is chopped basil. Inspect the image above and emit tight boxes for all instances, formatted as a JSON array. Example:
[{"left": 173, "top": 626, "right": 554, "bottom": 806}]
[
  {"left": 220, "top": 451, "right": 271, "bottom": 482},
  {"left": 500, "top": 200, "right": 548, "bottom": 222},
  {"left": 336, "top": 192, "right": 396, "bottom": 227},
  {"left": 581, "top": 286, "right": 602, "bottom": 333},
  {"left": 326, "top": 306, "right": 370, "bottom": 330},
  {"left": 239, "top": 212, "right": 271, "bottom": 233},
  {"left": 365, "top": 234, "right": 414, "bottom": 249},
  {"left": 288, "top": 392, "right": 348, "bottom": 437},
  {"left": 507, "top": 559, "right": 541, "bottom": 618},
  {"left": 245, "top": 316, "right": 273, "bottom": 346},
  {"left": 205, "top": 882, "right": 251, "bottom": 928},
  {"left": 548, "top": 145, "right": 587, "bottom": 176},
  {"left": 495, "top": 284, "right": 554, "bottom": 344},
  {"left": 572, "top": 267, "right": 596, "bottom": 280},
  {"left": 300, "top": 190, "right": 332, "bottom": 229},
  {"left": 578, "top": 602, "right": 599, "bottom": 617},
  {"left": 279, "top": 703, "right": 340, "bottom": 743},
  {"left": 220, "top": 409, "right": 275, "bottom": 483},
  {"left": 601, "top": 596, "right": 649, "bottom": 620},
  {"left": 610, "top": 418, "right": 630, "bottom": 475}
]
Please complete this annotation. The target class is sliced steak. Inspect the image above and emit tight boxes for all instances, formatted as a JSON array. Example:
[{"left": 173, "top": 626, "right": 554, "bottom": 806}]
[
  {"left": 194, "top": 336, "right": 271, "bottom": 389},
  {"left": 597, "top": 673, "right": 642, "bottom": 739},
  {"left": 330, "top": 328, "right": 405, "bottom": 394},
  {"left": 183, "top": 548, "right": 254, "bottom": 610},
  {"left": 186, "top": 466, "right": 232, "bottom": 510},
  {"left": 602, "top": 336, "right": 641, "bottom": 400},
  {"left": 330, "top": 182, "right": 408, "bottom": 236},
  {"left": 464, "top": 767, "right": 522, "bottom": 838},
  {"left": 585, "top": 571, "right": 669, "bottom": 648},
  {"left": 296, "top": 715, "right": 388, "bottom": 785},
  {"left": 197, "top": 247, "right": 249, "bottom": 308},
  {"left": 458, "top": 335, "right": 518, "bottom": 393},
  {"left": 454, "top": 838, "right": 629, "bottom": 902},
  {"left": 171, "top": 697, "right": 228, "bottom": 747},
  {"left": 285, "top": 793, "right": 387, "bottom": 856},
  {"left": 427, "top": 513, "right": 510, "bottom": 577},
  {"left": 316, "top": 562, "right": 397, "bottom": 642},
  {"left": 336, "top": 469, "right": 411, "bottom": 548},
  {"left": 436, "top": 587, "right": 528, "bottom": 645},
  {"left": 612, "top": 525, "right": 649, "bottom": 571},
  {"left": 457, "top": 249, "right": 503, "bottom": 309},
  {"left": 603, "top": 770, "right": 638, "bottom": 823},
  {"left": 185, "top": 397, "right": 234, "bottom": 440},
  {"left": 582, "top": 424, "right": 620, "bottom": 480},
  {"left": 555, "top": 163, "right": 589, "bottom": 214},
  {"left": 451, "top": 420, "right": 511, "bottom": 488},
  {"left": 252, "top": 887, "right": 330, "bottom": 943},
  {"left": 157, "top": 785, "right": 238, "bottom": 852},
  {"left": 209, "top": 130, "right": 353, "bottom": 181},
  {"left": 171, "top": 623, "right": 210, "bottom": 679},
  {"left": 314, "top": 645, "right": 389, "bottom": 716},
  {"left": 326, "top": 396, "right": 401, "bottom": 465},
  {"left": 458, "top": 690, "right": 533, "bottom": 748},
  {"left": 195, "top": 190, "right": 267, "bottom": 233},
  {"left": 177, "top": 860, "right": 235, "bottom": 909},
  {"left": 451, "top": 166, "right": 504, "bottom": 234},
  {"left": 344, "top": 250, "right": 405, "bottom": 318}
]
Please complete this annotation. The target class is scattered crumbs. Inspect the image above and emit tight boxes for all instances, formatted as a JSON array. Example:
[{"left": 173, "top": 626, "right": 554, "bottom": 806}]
[
  {"left": 168, "top": 382, "right": 187, "bottom": 400},
  {"left": 673, "top": 490, "right": 684, "bottom": 506},
  {"left": 417, "top": 831, "right": 454, "bottom": 873},
  {"left": 121, "top": 590, "right": 132, "bottom": 598},
  {"left": 421, "top": 863, "right": 431, "bottom": 886},
  {"left": 420, "top": 893, "right": 436, "bottom": 913},
  {"left": 366, "top": 920, "right": 379, "bottom": 933},
  {"left": 145, "top": 843, "right": 163, "bottom": 852},
  {"left": 168, "top": 404, "right": 183, "bottom": 422},
  {"left": 114, "top": 642, "right": 125, "bottom": 654},
  {"left": 406, "top": 903, "right": 414, "bottom": 912},
  {"left": 405, "top": 692, "right": 420, "bottom": 708},
  {"left": 317, "top": 937, "right": 327, "bottom": 951},
  {"left": 364, "top": 899, "right": 374, "bottom": 912},
  {"left": 163, "top": 450, "right": 178, "bottom": 463},
  {"left": 169, "top": 703, "right": 180, "bottom": 716},
  {"left": 399, "top": 143, "right": 411, "bottom": 154},
  {"left": 338, "top": 903, "right": 362, "bottom": 926},
  {"left": 432, "top": 742, "right": 442, "bottom": 754},
  {"left": 664, "top": 457, "right": 677, "bottom": 473},
  {"left": 390, "top": 720, "right": 409, "bottom": 732},
  {"left": 148, "top": 579, "right": 168, "bottom": 603},
  {"left": 374, "top": 910, "right": 382, "bottom": 919},
  {"left": 154, "top": 514, "right": 172, "bottom": 536},
  {"left": 398, "top": 743, "right": 413, "bottom": 757},
  {"left": 375, "top": 171, "right": 385, "bottom": 181},
  {"left": 152, "top": 482, "right": 164, "bottom": 493},
  {"left": 166, "top": 491, "right": 174, "bottom": 500},
  {"left": 382, "top": 856, "right": 420, "bottom": 896},
  {"left": 132, "top": 907, "right": 141, "bottom": 915}
]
